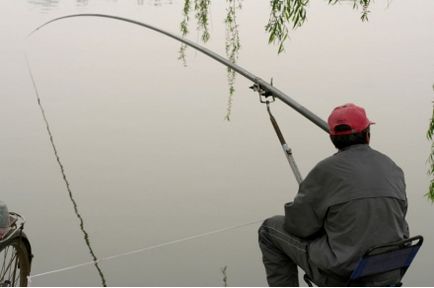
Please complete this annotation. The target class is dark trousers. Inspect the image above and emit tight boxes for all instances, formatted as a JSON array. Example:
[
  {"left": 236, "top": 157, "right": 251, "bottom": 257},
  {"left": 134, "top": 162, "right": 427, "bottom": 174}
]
[
  {"left": 258, "top": 215, "right": 314, "bottom": 287},
  {"left": 258, "top": 216, "right": 402, "bottom": 287}
]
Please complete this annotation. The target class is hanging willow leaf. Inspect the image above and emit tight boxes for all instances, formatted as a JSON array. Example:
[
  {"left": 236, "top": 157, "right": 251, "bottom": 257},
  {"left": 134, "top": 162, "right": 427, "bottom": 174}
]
[
  {"left": 266, "top": 0, "right": 309, "bottom": 54},
  {"left": 328, "top": 0, "right": 371, "bottom": 21},
  {"left": 360, "top": 0, "right": 371, "bottom": 21},
  {"left": 178, "top": 0, "right": 191, "bottom": 65},
  {"left": 427, "top": 85, "right": 434, "bottom": 202},
  {"left": 265, "top": 0, "right": 373, "bottom": 53},
  {"left": 194, "top": 0, "right": 211, "bottom": 42},
  {"left": 178, "top": 0, "right": 211, "bottom": 65},
  {"left": 224, "top": 0, "right": 242, "bottom": 121}
]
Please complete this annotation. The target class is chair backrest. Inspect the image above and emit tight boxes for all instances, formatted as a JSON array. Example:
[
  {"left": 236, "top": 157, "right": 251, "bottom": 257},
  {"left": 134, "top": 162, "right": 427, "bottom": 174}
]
[{"left": 350, "top": 235, "right": 423, "bottom": 283}]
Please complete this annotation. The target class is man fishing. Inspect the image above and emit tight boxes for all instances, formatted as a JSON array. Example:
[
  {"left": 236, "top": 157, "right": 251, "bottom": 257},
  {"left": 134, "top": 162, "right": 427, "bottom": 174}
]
[{"left": 258, "top": 103, "right": 409, "bottom": 286}]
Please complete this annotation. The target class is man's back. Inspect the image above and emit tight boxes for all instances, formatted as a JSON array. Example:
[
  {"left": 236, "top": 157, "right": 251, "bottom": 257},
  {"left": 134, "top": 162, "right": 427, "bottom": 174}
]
[
  {"left": 285, "top": 144, "right": 409, "bottom": 280},
  {"left": 259, "top": 103, "right": 410, "bottom": 287}
]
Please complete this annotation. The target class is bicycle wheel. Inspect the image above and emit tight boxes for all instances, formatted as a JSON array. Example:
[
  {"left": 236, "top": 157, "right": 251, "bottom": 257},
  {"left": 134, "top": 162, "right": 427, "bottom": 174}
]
[{"left": 0, "top": 234, "right": 31, "bottom": 287}]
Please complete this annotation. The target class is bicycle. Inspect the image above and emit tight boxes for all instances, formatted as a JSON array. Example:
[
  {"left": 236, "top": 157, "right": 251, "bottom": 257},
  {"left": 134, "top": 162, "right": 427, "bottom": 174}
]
[{"left": 0, "top": 203, "right": 32, "bottom": 287}]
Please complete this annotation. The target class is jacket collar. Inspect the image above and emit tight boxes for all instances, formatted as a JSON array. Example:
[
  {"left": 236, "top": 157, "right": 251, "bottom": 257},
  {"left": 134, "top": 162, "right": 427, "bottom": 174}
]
[{"left": 338, "top": 144, "right": 370, "bottom": 153}]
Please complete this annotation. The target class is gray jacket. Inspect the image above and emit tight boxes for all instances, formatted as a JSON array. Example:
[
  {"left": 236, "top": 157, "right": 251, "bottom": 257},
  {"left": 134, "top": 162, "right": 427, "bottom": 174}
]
[{"left": 284, "top": 144, "right": 409, "bottom": 278}]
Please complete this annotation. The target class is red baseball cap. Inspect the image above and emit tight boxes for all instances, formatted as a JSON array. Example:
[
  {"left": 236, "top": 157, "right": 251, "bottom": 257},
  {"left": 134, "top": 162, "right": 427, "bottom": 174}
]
[{"left": 328, "top": 103, "right": 375, "bottom": 136}]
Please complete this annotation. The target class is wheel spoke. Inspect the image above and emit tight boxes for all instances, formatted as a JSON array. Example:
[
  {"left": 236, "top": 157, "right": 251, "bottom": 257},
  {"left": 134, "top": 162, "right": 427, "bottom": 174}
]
[
  {"left": 14, "top": 270, "right": 21, "bottom": 287},
  {"left": 1, "top": 245, "right": 10, "bottom": 278},
  {"left": 11, "top": 251, "right": 19, "bottom": 286},
  {"left": 1, "top": 248, "right": 17, "bottom": 286},
  {"left": 3, "top": 252, "right": 17, "bottom": 281},
  {"left": 0, "top": 235, "right": 31, "bottom": 287}
]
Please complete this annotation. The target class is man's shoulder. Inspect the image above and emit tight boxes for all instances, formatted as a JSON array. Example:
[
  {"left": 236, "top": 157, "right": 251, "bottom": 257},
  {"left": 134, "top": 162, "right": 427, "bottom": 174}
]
[
  {"left": 327, "top": 145, "right": 399, "bottom": 164},
  {"left": 367, "top": 146, "right": 404, "bottom": 171},
  {"left": 314, "top": 145, "right": 403, "bottom": 174}
]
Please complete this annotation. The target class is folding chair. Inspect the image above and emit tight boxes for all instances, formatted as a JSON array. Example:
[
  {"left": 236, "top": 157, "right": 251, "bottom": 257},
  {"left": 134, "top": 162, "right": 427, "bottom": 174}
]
[{"left": 304, "top": 235, "right": 423, "bottom": 287}]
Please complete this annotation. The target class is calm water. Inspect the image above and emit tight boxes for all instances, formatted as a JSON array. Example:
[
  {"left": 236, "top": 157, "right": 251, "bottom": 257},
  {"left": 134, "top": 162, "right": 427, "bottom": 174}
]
[{"left": 1, "top": 0, "right": 434, "bottom": 286}]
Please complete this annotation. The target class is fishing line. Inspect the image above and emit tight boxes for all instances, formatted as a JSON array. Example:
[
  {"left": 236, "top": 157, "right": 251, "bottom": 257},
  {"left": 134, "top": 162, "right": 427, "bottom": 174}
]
[
  {"left": 24, "top": 54, "right": 108, "bottom": 286},
  {"left": 28, "top": 219, "right": 262, "bottom": 281},
  {"left": 25, "top": 13, "right": 327, "bottom": 284},
  {"left": 24, "top": 52, "right": 262, "bottom": 284}
]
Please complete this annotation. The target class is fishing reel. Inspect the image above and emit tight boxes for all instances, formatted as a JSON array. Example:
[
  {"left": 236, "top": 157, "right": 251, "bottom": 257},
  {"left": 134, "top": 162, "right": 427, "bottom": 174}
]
[{"left": 249, "top": 78, "right": 276, "bottom": 104}]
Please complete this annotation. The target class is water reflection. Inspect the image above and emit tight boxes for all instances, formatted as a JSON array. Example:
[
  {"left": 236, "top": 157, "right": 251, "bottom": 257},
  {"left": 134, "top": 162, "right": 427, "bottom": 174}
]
[
  {"left": 27, "top": 0, "right": 59, "bottom": 7},
  {"left": 25, "top": 57, "right": 108, "bottom": 287},
  {"left": 149, "top": 0, "right": 174, "bottom": 6},
  {"left": 76, "top": 0, "right": 89, "bottom": 7},
  {"left": 27, "top": 0, "right": 59, "bottom": 13},
  {"left": 26, "top": 0, "right": 174, "bottom": 9}
]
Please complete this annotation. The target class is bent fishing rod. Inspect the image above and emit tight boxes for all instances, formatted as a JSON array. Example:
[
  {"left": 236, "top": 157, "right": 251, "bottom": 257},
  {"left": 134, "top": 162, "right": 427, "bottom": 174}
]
[
  {"left": 28, "top": 13, "right": 328, "bottom": 133},
  {"left": 29, "top": 14, "right": 328, "bottom": 185}
]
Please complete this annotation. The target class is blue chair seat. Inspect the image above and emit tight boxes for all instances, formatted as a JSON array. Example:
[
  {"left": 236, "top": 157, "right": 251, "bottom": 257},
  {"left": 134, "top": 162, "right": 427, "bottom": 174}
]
[{"left": 304, "top": 235, "right": 423, "bottom": 287}]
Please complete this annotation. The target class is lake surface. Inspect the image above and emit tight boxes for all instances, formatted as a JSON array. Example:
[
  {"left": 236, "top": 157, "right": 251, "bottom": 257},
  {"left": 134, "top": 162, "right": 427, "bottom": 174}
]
[{"left": 1, "top": 0, "right": 433, "bottom": 286}]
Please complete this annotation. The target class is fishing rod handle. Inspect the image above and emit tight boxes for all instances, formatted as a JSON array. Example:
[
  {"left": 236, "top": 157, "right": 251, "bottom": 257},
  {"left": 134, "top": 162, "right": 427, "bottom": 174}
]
[{"left": 283, "top": 147, "right": 303, "bottom": 185}]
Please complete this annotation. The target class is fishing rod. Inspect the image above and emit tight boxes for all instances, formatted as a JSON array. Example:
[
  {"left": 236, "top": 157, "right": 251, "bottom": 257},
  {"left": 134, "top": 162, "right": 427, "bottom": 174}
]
[
  {"left": 28, "top": 13, "right": 329, "bottom": 133},
  {"left": 251, "top": 80, "right": 304, "bottom": 184},
  {"left": 25, "top": 15, "right": 313, "bottom": 280}
]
